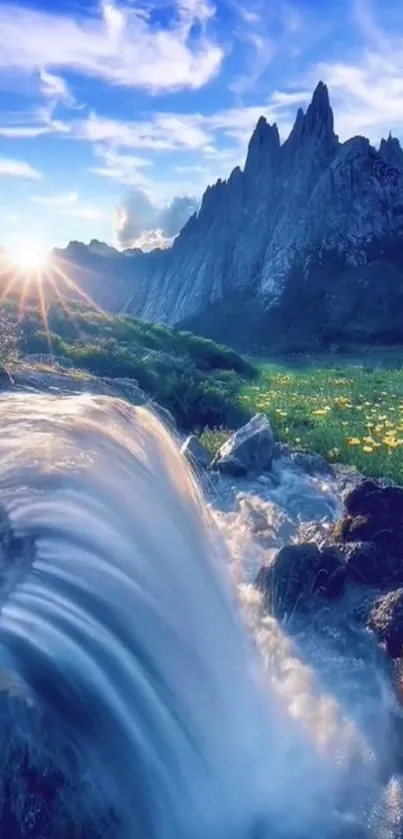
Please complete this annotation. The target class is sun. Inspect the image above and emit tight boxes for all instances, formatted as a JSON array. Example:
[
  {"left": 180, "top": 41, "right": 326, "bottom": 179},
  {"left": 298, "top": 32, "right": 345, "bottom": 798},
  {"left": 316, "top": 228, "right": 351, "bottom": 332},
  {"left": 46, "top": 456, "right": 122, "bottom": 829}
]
[{"left": 6, "top": 241, "right": 50, "bottom": 274}]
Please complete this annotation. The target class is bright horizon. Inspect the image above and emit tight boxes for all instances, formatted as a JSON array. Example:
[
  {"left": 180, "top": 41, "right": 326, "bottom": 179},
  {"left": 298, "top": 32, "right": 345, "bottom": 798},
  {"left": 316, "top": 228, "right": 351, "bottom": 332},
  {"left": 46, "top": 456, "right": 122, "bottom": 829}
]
[{"left": 0, "top": 0, "right": 402, "bottom": 253}]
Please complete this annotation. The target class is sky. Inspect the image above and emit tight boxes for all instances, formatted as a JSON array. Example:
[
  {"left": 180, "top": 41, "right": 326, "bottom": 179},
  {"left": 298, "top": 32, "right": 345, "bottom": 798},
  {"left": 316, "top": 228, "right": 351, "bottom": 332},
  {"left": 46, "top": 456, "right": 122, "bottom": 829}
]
[{"left": 0, "top": 0, "right": 402, "bottom": 252}]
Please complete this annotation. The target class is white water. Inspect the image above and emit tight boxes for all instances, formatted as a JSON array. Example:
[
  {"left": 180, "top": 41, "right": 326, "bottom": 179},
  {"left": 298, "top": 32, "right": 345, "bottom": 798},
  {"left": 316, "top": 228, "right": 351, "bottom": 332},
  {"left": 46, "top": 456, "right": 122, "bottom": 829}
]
[{"left": 0, "top": 392, "right": 400, "bottom": 838}]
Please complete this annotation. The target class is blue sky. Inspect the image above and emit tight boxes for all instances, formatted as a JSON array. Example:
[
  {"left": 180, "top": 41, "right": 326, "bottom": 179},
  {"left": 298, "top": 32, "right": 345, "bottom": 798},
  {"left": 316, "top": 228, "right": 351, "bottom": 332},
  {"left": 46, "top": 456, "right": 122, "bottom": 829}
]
[{"left": 0, "top": 0, "right": 402, "bottom": 251}]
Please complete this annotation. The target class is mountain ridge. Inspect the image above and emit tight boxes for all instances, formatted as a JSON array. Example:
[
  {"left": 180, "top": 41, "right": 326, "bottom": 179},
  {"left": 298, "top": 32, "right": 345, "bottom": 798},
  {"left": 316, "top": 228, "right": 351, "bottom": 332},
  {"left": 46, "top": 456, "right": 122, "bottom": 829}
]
[{"left": 53, "top": 81, "right": 403, "bottom": 350}]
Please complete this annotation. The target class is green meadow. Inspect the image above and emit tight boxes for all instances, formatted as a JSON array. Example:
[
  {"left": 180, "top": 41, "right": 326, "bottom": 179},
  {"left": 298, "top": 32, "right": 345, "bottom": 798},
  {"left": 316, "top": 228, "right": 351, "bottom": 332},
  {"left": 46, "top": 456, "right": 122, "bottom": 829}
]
[{"left": 238, "top": 358, "right": 403, "bottom": 483}]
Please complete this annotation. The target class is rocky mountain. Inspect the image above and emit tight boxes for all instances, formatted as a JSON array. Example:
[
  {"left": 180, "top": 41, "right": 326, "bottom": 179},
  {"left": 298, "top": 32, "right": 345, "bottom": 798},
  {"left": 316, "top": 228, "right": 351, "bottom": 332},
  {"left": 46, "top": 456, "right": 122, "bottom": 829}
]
[{"left": 55, "top": 82, "right": 403, "bottom": 351}]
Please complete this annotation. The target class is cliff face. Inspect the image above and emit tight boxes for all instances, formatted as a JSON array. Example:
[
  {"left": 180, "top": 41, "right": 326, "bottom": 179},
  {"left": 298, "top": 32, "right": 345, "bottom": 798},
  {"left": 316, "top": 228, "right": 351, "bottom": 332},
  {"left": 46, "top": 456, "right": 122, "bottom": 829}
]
[{"left": 56, "top": 82, "right": 403, "bottom": 350}]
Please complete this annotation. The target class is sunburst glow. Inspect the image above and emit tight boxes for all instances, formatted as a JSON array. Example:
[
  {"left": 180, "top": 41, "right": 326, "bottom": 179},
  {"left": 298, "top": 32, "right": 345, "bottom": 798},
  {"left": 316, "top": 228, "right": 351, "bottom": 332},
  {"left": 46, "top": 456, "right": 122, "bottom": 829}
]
[{"left": 6, "top": 241, "right": 50, "bottom": 274}]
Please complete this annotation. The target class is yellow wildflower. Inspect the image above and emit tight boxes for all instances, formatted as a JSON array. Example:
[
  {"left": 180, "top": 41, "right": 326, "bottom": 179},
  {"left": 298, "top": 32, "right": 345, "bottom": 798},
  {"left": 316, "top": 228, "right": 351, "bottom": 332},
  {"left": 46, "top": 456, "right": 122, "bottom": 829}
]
[
  {"left": 362, "top": 446, "right": 374, "bottom": 453},
  {"left": 347, "top": 437, "right": 361, "bottom": 446}
]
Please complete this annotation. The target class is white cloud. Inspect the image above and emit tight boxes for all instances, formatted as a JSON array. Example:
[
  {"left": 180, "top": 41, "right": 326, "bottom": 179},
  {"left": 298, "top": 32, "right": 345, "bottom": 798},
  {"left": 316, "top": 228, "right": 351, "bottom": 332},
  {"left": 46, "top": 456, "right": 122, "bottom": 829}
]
[
  {"left": 78, "top": 110, "right": 210, "bottom": 150},
  {"left": 39, "top": 69, "right": 74, "bottom": 105},
  {"left": 0, "top": 101, "right": 71, "bottom": 139},
  {"left": 310, "top": 3, "right": 403, "bottom": 143},
  {"left": 90, "top": 146, "right": 153, "bottom": 186},
  {"left": 0, "top": 0, "right": 223, "bottom": 93},
  {"left": 115, "top": 188, "right": 198, "bottom": 249},
  {"left": 0, "top": 157, "right": 41, "bottom": 179}
]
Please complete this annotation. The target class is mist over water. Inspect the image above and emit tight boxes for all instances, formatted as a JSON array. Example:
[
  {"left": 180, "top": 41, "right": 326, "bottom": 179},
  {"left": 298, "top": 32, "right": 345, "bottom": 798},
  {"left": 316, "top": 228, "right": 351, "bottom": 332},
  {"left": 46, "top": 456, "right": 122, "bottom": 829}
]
[{"left": 0, "top": 393, "right": 400, "bottom": 837}]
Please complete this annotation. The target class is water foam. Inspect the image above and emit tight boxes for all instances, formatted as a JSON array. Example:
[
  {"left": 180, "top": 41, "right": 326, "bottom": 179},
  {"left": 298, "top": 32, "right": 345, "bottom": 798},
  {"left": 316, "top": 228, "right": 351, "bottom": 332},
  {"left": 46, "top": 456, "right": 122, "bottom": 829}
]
[{"left": 0, "top": 392, "right": 399, "bottom": 838}]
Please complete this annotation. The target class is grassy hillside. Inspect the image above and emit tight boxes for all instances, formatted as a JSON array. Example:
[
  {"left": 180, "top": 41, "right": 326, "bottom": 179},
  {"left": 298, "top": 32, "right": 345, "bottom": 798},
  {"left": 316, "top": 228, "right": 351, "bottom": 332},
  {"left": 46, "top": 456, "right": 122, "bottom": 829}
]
[{"left": 0, "top": 299, "right": 255, "bottom": 430}]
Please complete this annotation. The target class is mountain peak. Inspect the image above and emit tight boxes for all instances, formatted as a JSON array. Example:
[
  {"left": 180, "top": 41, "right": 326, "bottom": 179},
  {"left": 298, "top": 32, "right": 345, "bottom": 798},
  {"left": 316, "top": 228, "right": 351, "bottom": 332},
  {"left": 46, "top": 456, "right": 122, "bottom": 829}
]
[
  {"left": 311, "top": 80, "right": 330, "bottom": 108},
  {"left": 244, "top": 117, "right": 280, "bottom": 178},
  {"left": 305, "top": 80, "right": 335, "bottom": 137},
  {"left": 379, "top": 133, "right": 403, "bottom": 170}
]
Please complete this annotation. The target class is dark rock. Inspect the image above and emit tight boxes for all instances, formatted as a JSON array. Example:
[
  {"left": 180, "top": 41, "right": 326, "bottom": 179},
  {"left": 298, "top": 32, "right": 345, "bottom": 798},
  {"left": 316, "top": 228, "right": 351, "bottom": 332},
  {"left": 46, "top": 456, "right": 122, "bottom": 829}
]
[
  {"left": 344, "top": 479, "right": 382, "bottom": 516},
  {"left": 344, "top": 479, "right": 403, "bottom": 519},
  {"left": 149, "top": 401, "right": 176, "bottom": 430},
  {"left": 335, "top": 541, "right": 391, "bottom": 586},
  {"left": 212, "top": 413, "right": 275, "bottom": 476},
  {"left": 180, "top": 435, "right": 211, "bottom": 469},
  {"left": 379, "top": 133, "right": 403, "bottom": 170},
  {"left": 256, "top": 542, "right": 345, "bottom": 620},
  {"left": 333, "top": 479, "right": 403, "bottom": 586},
  {"left": 0, "top": 365, "right": 13, "bottom": 388},
  {"left": 367, "top": 589, "right": 403, "bottom": 658},
  {"left": 214, "top": 455, "right": 247, "bottom": 477}
]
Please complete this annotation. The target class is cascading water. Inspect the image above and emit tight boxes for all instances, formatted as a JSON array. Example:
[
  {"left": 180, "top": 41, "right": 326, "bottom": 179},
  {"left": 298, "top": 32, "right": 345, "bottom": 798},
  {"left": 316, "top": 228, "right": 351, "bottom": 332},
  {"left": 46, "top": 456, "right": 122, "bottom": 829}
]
[{"left": 0, "top": 392, "right": 400, "bottom": 838}]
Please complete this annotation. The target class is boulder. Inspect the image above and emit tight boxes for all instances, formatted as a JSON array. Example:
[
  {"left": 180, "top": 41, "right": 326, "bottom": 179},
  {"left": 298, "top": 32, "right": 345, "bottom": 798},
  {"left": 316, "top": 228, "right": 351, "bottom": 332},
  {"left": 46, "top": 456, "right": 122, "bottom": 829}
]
[
  {"left": 333, "top": 479, "right": 403, "bottom": 586},
  {"left": 344, "top": 480, "right": 403, "bottom": 519},
  {"left": 288, "top": 450, "right": 335, "bottom": 478},
  {"left": 367, "top": 589, "right": 403, "bottom": 658},
  {"left": 335, "top": 541, "right": 389, "bottom": 586},
  {"left": 274, "top": 444, "right": 334, "bottom": 477},
  {"left": 180, "top": 435, "right": 211, "bottom": 469},
  {"left": 212, "top": 413, "right": 275, "bottom": 477},
  {"left": 256, "top": 542, "right": 345, "bottom": 620}
]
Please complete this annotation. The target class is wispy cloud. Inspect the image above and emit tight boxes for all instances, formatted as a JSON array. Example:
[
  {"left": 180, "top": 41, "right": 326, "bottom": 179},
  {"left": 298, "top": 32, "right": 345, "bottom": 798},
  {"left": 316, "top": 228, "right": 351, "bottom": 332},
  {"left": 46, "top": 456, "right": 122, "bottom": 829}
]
[
  {"left": 30, "top": 189, "right": 103, "bottom": 219},
  {"left": 0, "top": 0, "right": 223, "bottom": 93},
  {"left": 310, "top": 0, "right": 403, "bottom": 141},
  {"left": 78, "top": 110, "right": 211, "bottom": 150},
  {"left": 90, "top": 146, "right": 153, "bottom": 185},
  {"left": 39, "top": 69, "right": 75, "bottom": 106},
  {"left": 0, "top": 157, "right": 42, "bottom": 179},
  {"left": 31, "top": 190, "right": 79, "bottom": 207},
  {"left": 229, "top": 0, "right": 305, "bottom": 96},
  {"left": 0, "top": 97, "right": 71, "bottom": 139}
]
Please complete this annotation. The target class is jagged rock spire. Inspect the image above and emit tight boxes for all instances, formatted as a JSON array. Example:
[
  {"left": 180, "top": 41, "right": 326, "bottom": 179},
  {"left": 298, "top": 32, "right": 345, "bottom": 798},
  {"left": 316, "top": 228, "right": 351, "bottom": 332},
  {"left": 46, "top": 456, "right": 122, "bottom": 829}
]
[
  {"left": 379, "top": 133, "right": 403, "bottom": 170},
  {"left": 244, "top": 117, "right": 280, "bottom": 179},
  {"left": 304, "top": 81, "right": 335, "bottom": 138}
]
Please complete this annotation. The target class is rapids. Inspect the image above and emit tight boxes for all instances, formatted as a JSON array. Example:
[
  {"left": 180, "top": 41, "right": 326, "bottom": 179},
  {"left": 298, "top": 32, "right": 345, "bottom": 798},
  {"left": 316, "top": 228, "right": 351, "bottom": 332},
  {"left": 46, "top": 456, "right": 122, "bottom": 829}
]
[{"left": 0, "top": 392, "right": 400, "bottom": 837}]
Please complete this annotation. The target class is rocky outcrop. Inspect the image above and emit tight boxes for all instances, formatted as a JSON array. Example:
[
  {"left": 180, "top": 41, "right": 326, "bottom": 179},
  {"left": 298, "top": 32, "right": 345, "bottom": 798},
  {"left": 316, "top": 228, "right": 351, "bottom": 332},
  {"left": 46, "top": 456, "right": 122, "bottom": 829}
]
[
  {"left": 333, "top": 480, "right": 403, "bottom": 585},
  {"left": 367, "top": 589, "right": 403, "bottom": 658},
  {"left": 54, "top": 82, "right": 403, "bottom": 351},
  {"left": 256, "top": 542, "right": 345, "bottom": 619},
  {"left": 212, "top": 413, "right": 274, "bottom": 476},
  {"left": 180, "top": 435, "right": 211, "bottom": 469}
]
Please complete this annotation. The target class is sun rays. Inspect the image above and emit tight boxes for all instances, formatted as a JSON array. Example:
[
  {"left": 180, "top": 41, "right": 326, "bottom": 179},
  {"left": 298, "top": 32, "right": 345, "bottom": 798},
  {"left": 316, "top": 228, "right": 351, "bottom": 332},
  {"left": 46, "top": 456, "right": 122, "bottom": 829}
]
[{"left": 0, "top": 243, "right": 106, "bottom": 354}]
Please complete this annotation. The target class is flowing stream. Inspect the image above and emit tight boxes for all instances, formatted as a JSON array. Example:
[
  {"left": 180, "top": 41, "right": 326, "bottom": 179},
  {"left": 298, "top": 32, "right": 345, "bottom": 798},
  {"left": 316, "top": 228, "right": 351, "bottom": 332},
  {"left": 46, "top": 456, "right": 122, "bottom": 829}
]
[{"left": 0, "top": 392, "right": 400, "bottom": 837}]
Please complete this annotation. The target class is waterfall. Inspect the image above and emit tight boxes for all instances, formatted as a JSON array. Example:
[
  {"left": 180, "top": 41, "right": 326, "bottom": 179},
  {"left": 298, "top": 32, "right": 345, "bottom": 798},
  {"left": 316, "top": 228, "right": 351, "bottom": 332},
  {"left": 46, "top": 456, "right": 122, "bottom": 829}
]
[{"left": 0, "top": 392, "right": 400, "bottom": 838}]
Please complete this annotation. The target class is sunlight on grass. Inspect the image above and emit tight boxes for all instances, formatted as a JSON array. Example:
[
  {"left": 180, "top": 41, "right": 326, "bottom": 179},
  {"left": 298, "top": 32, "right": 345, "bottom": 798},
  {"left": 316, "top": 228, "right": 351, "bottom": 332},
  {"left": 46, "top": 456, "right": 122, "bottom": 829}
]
[{"left": 238, "top": 360, "right": 403, "bottom": 484}]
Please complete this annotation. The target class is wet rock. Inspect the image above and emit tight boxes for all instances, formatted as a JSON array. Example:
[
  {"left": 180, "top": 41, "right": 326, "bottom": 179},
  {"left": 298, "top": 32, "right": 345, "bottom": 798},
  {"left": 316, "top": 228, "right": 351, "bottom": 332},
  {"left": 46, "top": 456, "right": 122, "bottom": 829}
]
[
  {"left": 256, "top": 542, "right": 345, "bottom": 620},
  {"left": 180, "top": 435, "right": 211, "bottom": 469},
  {"left": 367, "top": 589, "right": 403, "bottom": 658},
  {"left": 344, "top": 480, "right": 403, "bottom": 519},
  {"left": 212, "top": 413, "right": 275, "bottom": 477},
  {"left": 335, "top": 541, "right": 393, "bottom": 586},
  {"left": 274, "top": 445, "right": 335, "bottom": 478},
  {"left": 0, "top": 365, "right": 13, "bottom": 389},
  {"left": 149, "top": 401, "right": 176, "bottom": 430},
  {"left": 288, "top": 450, "right": 335, "bottom": 477},
  {"left": 333, "top": 479, "right": 403, "bottom": 585}
]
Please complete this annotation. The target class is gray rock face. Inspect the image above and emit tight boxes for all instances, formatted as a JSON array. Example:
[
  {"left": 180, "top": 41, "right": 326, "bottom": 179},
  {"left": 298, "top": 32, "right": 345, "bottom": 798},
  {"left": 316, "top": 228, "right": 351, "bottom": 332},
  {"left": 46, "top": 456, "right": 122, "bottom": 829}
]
[
  {"left": 180, "top": 435, "right": 211, "bottom": 469},
  {"left": 54, "top": 82, "right": 403, "bottom": 349},
  {"left": 212, "top": 413, "right": 274, "bottom": 476}
]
